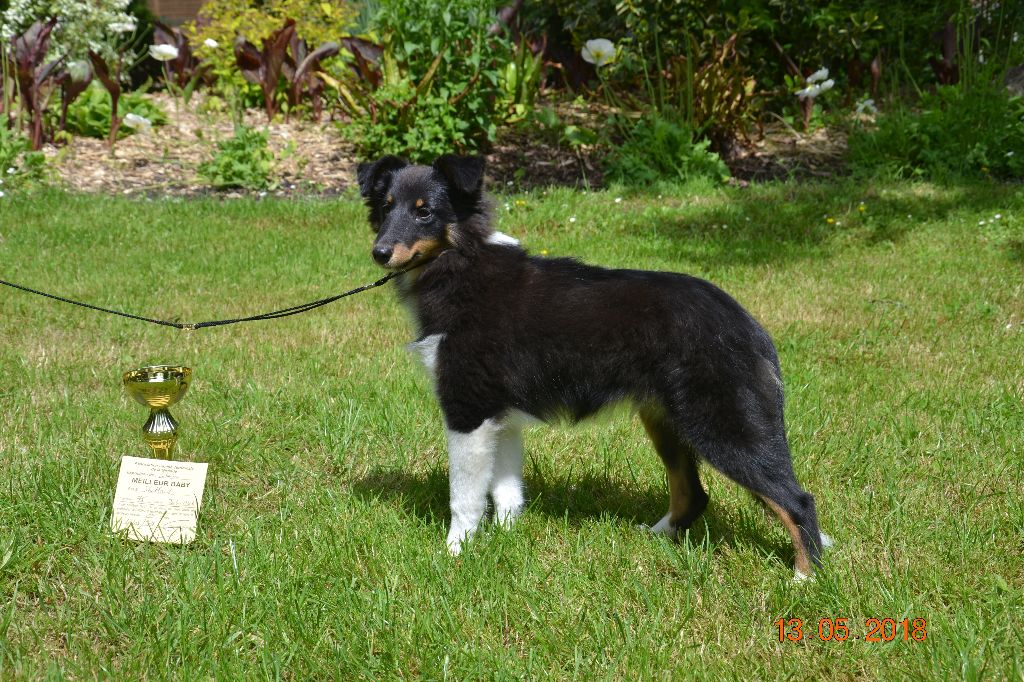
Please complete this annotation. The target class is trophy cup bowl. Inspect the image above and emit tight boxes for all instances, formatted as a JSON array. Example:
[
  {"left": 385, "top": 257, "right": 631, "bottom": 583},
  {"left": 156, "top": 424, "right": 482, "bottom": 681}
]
[{"left": 123, "top": 365, "right": 192, "bottom": 460}]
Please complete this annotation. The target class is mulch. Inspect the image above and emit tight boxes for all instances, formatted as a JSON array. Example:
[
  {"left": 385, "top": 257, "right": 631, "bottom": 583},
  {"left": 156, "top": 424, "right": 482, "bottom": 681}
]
[{"left": 42, "top": 93, "right": 846, "bottom": 198}]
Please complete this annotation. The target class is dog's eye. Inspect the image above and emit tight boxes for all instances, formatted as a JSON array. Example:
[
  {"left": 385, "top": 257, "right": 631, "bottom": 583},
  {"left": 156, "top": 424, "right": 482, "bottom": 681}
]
[{"left": 416, "top": 206, "right": 432, "bottom": 220}]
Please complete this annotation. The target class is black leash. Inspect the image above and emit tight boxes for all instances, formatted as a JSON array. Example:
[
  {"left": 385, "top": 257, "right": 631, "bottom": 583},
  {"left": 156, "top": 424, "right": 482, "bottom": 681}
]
[{"left": 0, "top": 261, "right": 424, "bottom": 330}]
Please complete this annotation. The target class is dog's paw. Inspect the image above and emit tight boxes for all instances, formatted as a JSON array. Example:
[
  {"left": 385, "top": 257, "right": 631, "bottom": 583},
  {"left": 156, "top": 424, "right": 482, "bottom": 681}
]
[
  {"left": 793, "top": 569, "right": 812, "bottom": 583},
  {"left": 446, "top": 527, "right": 471, "bottom": 556},
  {"left": 446, "top": 537, "right": 463, "bottom": 556},
  {"left": 641, "top": 513, "right": 679, "bottom": 539}
]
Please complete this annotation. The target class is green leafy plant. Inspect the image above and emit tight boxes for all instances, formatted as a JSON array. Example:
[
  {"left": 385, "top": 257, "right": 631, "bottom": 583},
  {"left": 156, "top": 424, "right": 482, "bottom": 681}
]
[
  {"left": 0, "top": 124, "right": 47, "bottom": 188},
  {"left": 605, "top": 113, "right": 729, "bottom": 185},
  {"left": 848, "top": 85, "right": 1024, "bottom": 180},
  {"left": 499, "top": 37, "right": 545, "bottom": 123},
  {"left": 62, "top": 82, "right": 166, "bottom": 139},
  {"left": 197, "top": 124, "right": 275, "bottom": 190},
  {"left": 343, "top": 0, "right": 510, "bottom": 162}
]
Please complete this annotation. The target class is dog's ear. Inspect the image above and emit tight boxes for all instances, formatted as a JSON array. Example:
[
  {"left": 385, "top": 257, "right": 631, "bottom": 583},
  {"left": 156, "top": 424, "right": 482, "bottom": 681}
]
[
  {"left": 433, "top": 155, "right": 485, "bottom": 196},
  {"left": 357, "top": 155, "right": 408, "bottom": 199}
]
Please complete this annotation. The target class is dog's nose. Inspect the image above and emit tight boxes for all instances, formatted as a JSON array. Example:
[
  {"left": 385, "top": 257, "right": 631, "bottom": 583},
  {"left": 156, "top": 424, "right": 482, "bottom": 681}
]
[{"left": 372, "top": 245, "right": 392, "bottom": 265}]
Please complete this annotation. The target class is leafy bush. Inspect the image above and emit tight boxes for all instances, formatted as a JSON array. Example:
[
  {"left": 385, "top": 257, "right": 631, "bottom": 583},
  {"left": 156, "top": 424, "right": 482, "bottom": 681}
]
[
  {"left": 1, "top": 0, "right": 139, "bottom": 62},
  {"left": 342, "top": 0, "right": 510, "bottom": 162},
  {"left": 186, "top": 0, "right": 356, "bottom": 97},
  {"left": 848, "top": 85, "right": 1024, "bottom": 180},
  {"left": 62, "top": 83, "right": 167, "bottom": 139},
  {"left": 197, "top": 125, "right": 275, "bottom": 190},
  {"left": 604, "top": 113, "right": 729, "bottom": 185},
  {"left": 0, "top": 125, "right": 47, "bottom": 188}
]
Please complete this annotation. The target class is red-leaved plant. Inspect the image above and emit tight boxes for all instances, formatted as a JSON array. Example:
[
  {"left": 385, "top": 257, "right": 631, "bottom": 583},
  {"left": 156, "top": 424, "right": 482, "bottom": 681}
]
[
  {"left": 87, "top": 50, "right": 124, "bottom": 147},
  {"left": 282, "top": 35, "right": 340, "bottom": 121},
  {"left": 234, "top": 19, "right": 297, "bottom": 121},
  {"left": 55, "top": 62, "right": 93, "bottom": 134},
  {"left": 153, "top": 21, "right": 208, "bottom": 104},
  {"left": 11, "top": 19, "right": 60, "bottom": 150}
]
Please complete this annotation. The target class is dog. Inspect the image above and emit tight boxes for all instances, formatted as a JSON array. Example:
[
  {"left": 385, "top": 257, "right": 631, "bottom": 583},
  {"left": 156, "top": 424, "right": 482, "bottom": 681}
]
[{"left": 357, "top": 154, "right": 829, "bottom": 578}]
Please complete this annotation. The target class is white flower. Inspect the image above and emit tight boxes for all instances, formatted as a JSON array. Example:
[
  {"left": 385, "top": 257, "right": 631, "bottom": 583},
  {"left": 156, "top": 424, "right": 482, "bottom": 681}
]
[
  {"left": 855, "top": 98, "right": 877, "bottom": 115},
  {"left": 149, "top": 44, "right": 179, "bottom": 62},
  {"left": 614, "top": 197, "right": 622, "bottom": 203},
  {"left": 807, "top": 67, "right": 829, "bottom": 84},
  {"left": 0, "top": 190, "right": 5, "bottom": 198},
  {"left": 797, "top": 78, "right": 835, "bottom": 100},
  {"left": 569, "top": 216, "right": 576, "bottom": 223},
  {"left": 122, "top": 113, "right": 152, "bottom": 133},
  {"left": 6, "top": 167, "right": 14, "bottom": 174},
  {"left": 109, "top": 20, "right": 136, "bottom": 33},
  {"left": 995, "top": 214, "right": 1002, "bottom": 219},
  {"left": 1007, "top": 151, "right": 1015, "bottom": 157},
  {"left": 204, "top": 38, "right": 219, "bottom": 49},
  {"left": 581, "top": 39, "right": 615, "bottom": 68}
]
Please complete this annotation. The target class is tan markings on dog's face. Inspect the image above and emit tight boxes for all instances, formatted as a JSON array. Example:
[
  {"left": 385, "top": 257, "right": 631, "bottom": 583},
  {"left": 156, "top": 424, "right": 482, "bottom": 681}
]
[
  {"left": 388, "top": 238, "right": 443, "bottom": 268},
  {"left": 415, "top": 198, "right": 424, "bottom": 208},
  {"left": 386, "top": 194, "right": 394, "bottom": 205}
]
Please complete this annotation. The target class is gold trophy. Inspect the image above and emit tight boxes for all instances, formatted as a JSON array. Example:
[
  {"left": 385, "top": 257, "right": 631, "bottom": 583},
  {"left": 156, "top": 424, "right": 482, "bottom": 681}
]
[{"left": 123, "top": 365, "right": 192, "bottom": 460}]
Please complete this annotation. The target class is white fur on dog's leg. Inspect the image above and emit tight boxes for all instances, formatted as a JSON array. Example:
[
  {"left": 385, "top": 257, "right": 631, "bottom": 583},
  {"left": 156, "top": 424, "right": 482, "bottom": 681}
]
[
  {"left": 490, "top": 421, "right": 525, "bottom": 529},
  {"left": 445, "top": 419, "right": 500, "bottom": 555},
  {"left": 644, "top": 512, "right": 679, "bottom": 539},
  {"left": 793, "top": 570, "right": 811, "bottom": 583}
]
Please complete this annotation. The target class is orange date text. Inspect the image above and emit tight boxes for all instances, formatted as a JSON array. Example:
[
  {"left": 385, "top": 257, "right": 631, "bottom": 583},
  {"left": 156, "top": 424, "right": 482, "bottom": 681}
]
[{"left": 775, "top": 617, "right": 927, "bottom": 643}]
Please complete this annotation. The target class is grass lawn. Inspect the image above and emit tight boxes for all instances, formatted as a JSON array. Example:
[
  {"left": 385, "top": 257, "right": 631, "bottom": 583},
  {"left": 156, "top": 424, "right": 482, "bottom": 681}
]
[{"left": 0, "top": 178, "right": 1022, "bottom": 679}]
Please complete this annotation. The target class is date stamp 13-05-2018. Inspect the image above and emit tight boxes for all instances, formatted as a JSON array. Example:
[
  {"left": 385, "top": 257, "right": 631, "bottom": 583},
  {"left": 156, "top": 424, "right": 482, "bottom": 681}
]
[{"left": 776, "top": 617, "right": 928, "bottom": 643}]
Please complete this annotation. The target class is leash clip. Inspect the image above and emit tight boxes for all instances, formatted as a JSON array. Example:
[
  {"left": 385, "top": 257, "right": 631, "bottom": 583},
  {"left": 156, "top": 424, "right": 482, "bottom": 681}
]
[{"left": 180, "top": 323, "right": 198, "bottom": 332}]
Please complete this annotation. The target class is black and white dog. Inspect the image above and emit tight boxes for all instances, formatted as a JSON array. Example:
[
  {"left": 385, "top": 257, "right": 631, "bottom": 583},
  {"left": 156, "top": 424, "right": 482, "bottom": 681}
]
[{"left": 357, "top": 154, "right": 829, "bottom": 577}]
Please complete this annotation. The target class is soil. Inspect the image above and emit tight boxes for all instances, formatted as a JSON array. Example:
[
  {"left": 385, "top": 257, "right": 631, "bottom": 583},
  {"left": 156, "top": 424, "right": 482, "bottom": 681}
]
[{"left": 43, "top": 93, "right": 846, "bottom": 198}]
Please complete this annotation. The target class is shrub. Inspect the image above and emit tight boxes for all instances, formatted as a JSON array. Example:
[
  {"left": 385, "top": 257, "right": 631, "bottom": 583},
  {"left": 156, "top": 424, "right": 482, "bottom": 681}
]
[
  {"left": 186, "top": 0, "right": 356, "bottom": 97},
  {"left": 0, "top": 125, "right": 47, "bottom": 188},
  {"left": 1, "top": 0, "right": 139, "bottom": 62},
  {"left": 848, "top": 85, "right": 1024, "bottom": 180},
  {"left": 197, "top": 125, "right": 275, "bottom": 190},
  {"left": 62, "top": 82, "right": 167, "bottom": 139},
  {"left": 604, "top": 113, "right": 729, "bottom": 185},
  {"left": 342, "top": 0, "right": 510, "bottom": 162}
]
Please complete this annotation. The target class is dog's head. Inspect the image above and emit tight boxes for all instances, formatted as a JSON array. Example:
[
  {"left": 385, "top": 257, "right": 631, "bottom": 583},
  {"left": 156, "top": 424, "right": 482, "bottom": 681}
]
[{"left": 357, "top": 154, "right": 489, "bottom": 269}]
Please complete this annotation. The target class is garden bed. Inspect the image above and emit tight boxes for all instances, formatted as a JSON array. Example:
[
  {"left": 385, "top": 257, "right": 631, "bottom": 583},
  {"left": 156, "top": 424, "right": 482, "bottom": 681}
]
[{"left": 43, "top": 94, "right": 846, "bottom": 198}]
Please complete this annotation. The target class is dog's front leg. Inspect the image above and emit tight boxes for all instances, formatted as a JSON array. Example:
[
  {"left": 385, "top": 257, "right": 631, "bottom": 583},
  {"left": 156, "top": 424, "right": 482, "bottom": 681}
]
[
  {"left": 491, "top": 421, "right": 524, "bottom": 528},
  {"left": 445, "top": 419, "right": 500, "bottom": 555}
]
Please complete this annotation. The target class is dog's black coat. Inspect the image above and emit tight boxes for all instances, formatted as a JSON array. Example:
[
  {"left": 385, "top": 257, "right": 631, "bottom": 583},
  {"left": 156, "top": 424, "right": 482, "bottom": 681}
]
[{"left": 358, "top": 154, "right": 825, "bottom": 571}]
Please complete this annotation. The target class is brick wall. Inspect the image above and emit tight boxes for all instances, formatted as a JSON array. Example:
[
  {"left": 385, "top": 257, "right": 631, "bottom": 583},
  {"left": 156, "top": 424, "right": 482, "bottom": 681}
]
[{"left": 148, "top": 0, "right": 206, "bottom": 25}]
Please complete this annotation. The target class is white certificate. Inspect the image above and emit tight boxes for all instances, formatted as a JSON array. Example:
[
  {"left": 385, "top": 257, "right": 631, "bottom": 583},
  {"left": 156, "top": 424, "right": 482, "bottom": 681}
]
[{"left": 111, "top": 456, "right": 209, "bottom": 544}]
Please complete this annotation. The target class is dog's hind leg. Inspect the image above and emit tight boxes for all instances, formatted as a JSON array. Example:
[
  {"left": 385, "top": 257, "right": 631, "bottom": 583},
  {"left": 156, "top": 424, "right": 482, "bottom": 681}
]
[
  {"left": 691, "top": 435, "right": 824, "bottom": 579},
  {"left": 490, "top": 419, "right": 525, "bottom": 528},
  {"left": 639, "top": 408, "right": 709, "bottom": 539},
  {"left": 445, "top": 418, "right": 501, "bottom": 555}
]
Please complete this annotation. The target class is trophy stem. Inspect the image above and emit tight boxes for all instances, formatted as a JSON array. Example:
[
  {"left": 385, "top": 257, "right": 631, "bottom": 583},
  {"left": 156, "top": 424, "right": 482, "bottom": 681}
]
[{"left": 142, "top": 407, "right": 179, "bottom": 460}]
